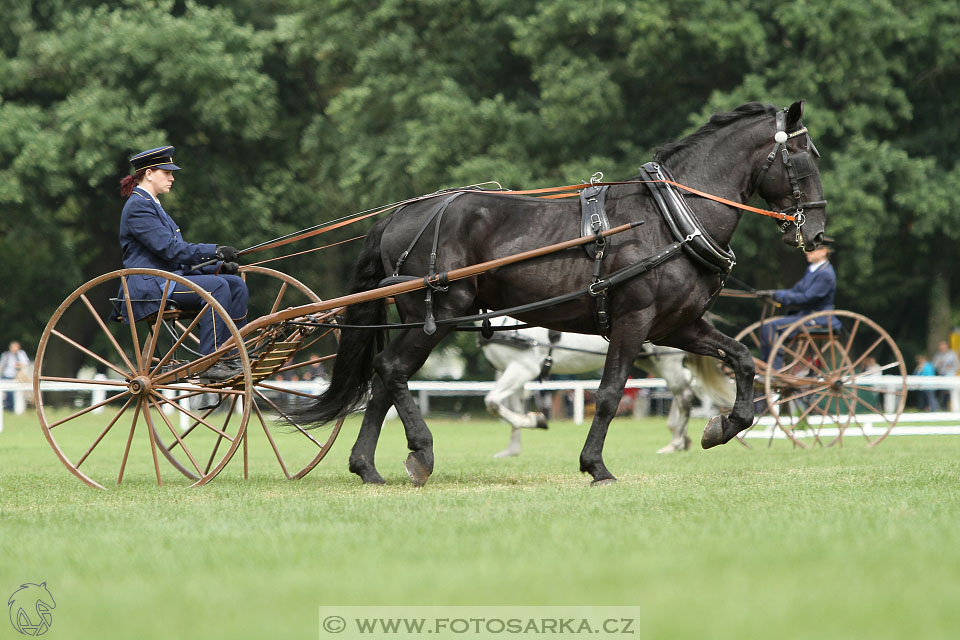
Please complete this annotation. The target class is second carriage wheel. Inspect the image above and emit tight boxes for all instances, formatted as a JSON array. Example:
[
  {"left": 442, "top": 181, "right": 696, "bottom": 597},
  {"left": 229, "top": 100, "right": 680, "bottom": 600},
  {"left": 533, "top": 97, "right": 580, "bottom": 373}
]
[
  {"left": 34, "top": 269, "right": 252, "bottom": 489},
  {"left": 763, "top": 310, "right": 908, "bottom": 448},
  {"left": 155, "top": 265, "right": 344, "bottom": 481},
  {"left": 239, "top": 266, "right": 345, "bottom": 479}
]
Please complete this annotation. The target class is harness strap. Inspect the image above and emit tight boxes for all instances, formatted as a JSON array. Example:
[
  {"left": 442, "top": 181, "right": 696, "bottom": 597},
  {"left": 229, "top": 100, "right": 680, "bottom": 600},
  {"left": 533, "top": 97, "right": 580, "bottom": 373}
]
[
  {"left": 639, "top": 162, "right": 736, "bottom": 274},
  {"left": 589, "top": 241, "right": 687, "bottom": 295},
  {"left": 310, "top": 236, "right": 685, "bottom": 335}
]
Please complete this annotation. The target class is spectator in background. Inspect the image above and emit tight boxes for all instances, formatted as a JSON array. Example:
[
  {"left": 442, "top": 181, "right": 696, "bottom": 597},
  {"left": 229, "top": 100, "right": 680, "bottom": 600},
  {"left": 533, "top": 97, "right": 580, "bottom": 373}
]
[
  {"left": 931, "top": 340, "right": 959, "bottom": 410},
  {"left": 913, "top": 354, "right": 939, "bottom": 412},
  {"left": 1, "top": 341, "right": 30, "bottom": 410}
]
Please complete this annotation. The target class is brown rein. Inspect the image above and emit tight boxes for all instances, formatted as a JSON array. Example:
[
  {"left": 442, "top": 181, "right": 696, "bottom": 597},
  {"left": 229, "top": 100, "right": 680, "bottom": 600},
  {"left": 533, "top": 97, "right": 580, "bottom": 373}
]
[{"left": 238, "top": 178, "right": 797, "bottom": 261}]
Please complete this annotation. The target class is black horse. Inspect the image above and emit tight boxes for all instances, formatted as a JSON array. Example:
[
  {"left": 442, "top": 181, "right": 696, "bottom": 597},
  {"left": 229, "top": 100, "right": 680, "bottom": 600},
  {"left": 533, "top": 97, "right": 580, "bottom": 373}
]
[{"left": 298, "top": 101, "right": 827, "bottom": 485}]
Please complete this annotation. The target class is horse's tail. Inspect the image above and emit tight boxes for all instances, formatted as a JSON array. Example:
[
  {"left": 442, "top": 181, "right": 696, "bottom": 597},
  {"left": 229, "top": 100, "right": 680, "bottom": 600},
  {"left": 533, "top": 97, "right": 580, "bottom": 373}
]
[
  {"left": 685, "top": 354, "right": 736, "bottom": 411},
  {"left": 293, "top": 218, "right": 390, "bottom": 428}
]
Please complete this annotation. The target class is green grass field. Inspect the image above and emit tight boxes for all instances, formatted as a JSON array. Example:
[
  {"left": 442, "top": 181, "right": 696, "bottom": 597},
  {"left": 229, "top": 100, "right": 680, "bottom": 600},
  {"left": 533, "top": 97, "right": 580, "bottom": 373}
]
[{"left": 2, "top": 409, "right": 959, "bottom": 639}]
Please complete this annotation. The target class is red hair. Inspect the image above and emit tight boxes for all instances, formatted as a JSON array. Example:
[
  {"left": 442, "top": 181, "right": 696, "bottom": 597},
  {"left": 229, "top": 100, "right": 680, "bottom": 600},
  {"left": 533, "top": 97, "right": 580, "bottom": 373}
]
[{"left": 119, "top": 169, "right": 147, "bottom": 197}]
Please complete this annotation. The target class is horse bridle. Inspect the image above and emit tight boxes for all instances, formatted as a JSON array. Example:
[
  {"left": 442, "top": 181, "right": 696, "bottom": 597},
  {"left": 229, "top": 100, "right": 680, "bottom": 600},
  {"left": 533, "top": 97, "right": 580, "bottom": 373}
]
[{"left": 753, "top": 108, "right": 828, "bottom": 246}]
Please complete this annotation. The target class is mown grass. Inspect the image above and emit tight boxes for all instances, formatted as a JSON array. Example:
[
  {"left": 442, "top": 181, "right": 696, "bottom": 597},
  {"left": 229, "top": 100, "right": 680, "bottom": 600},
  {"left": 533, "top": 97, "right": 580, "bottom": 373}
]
[{"left": 2, "top": 409, "right": 959, "bottom": 639}]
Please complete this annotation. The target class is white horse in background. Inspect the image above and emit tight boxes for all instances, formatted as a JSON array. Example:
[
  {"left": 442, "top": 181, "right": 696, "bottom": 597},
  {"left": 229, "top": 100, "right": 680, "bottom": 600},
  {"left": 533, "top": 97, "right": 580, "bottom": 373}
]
[{"left": 480, "top": 317, "right": 735, "bottom": 457}]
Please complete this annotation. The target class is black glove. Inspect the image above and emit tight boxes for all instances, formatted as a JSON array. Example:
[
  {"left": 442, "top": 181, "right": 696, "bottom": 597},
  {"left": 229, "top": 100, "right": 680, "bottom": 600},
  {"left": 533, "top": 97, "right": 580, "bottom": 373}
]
[
  {"left": 216, "top": 245, "right": 239, "bottom": 261},
  {"left": 220, "top": 261, "right": 239, "bottom": 275}
]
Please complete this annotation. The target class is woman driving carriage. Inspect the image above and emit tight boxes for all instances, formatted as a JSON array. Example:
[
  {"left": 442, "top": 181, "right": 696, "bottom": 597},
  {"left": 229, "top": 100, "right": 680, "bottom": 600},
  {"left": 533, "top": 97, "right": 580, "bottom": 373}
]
[{"left": 118, "top": 146, "right": 247, "bottom": 381}]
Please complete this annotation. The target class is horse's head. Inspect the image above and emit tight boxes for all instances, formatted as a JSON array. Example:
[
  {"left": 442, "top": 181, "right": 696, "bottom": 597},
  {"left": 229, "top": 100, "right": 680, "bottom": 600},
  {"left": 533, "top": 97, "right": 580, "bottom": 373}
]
[{"left": 755, "top": 101, "right": 827, "bottom": 250}]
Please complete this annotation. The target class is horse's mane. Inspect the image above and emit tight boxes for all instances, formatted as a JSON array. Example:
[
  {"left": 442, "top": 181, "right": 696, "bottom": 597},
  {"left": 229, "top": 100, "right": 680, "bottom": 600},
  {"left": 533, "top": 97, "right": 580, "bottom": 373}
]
[{"left": 654, "top": 102, "right": 777, "bottom": 162}]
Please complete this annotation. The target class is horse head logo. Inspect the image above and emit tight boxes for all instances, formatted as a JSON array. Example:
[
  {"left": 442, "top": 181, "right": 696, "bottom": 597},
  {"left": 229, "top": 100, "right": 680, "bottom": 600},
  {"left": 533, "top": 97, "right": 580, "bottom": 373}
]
[{"left": 8, "top": 582, "right": 56, "bottom": 636}]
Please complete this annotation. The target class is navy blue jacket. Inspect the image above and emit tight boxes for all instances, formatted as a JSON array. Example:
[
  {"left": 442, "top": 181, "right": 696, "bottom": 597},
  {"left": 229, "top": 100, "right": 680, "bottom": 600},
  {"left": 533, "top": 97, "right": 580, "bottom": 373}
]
[
  {"left": 773, "top": 261, "right": 836, "bottom": 314},
  {"left": 118, "top": 186, "right": 220, "bottom": 320}
]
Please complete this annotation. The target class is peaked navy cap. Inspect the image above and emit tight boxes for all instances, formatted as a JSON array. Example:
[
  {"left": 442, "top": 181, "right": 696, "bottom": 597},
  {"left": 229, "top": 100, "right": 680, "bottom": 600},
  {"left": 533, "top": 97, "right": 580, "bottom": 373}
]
[{"left": 129, "top": 146, "right": 181, "bottom": 172}]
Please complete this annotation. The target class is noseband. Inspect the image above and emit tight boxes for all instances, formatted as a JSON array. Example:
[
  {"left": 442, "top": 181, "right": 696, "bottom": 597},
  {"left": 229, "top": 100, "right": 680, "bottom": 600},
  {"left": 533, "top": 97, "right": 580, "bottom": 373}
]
[{"left": 753, "top": 109, "right": 828, "bottom": 246}]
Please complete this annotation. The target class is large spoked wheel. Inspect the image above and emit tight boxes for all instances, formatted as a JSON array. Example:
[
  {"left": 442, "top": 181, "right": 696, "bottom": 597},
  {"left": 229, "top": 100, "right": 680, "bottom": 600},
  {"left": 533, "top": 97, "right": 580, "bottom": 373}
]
[
  {"left": 763, "top": 310, "right": 907, "bottom": 448},
  {"left": 152, "top": 265, "right": 345, "bottom": 481},
  {"left": 238, "top": 265, "right": 344, "bottom": 479},
  {"left": 34, "top": 269, "right": 252, "bottom": 489}
]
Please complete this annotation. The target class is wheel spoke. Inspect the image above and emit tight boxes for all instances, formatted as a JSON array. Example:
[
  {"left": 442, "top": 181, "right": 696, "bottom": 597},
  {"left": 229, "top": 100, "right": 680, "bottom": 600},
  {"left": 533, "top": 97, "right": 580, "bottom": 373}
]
[
  {"left": 256, "top": 381, "right": 319, "bottom": 400},
  {"left": 76, "top": 396, "right": 136, "bottom": 468},
  {"left": 151, "top": 392, "right": 236, "bottom": 441},
  {"left": 251, "top": 398, "right": 291, "bottom": 479},
  {"left": 151, "top": 383, "right": 246, "bottom": 397},
  {"left": 148, "top": 395, "right": 204, "bottom": 475},
  {"left": 150, "top": 310, "right": 207, "bottom": 376},
  {"left": 120, "top": 276, "right": 145, "bottom": 373},
  {"left": 142, "top": 280, "right": 175, "bottom": 375},
  {"left": 161, "top": 400, "right": 221, "bottom": 451},
  {"left": 50, "top": 329, "right": 132, "bottom": 380},
  {"left": 49, "top": 389, "right": 133, "bottom": 429},
  {"left": 140, "top": 401, "right": 164, "bottom": 485},
  {"left": 117, "top": 399, "right": 142, "bottom": 484},
  {"left": 204, "top": 395, "right": 240, "bottom": 474},
  {"left": 254, "top": 387, "right": 326, "bottom": 447},
  {"left": 80, "top": 293, "right": 138, "bottom": 374}
]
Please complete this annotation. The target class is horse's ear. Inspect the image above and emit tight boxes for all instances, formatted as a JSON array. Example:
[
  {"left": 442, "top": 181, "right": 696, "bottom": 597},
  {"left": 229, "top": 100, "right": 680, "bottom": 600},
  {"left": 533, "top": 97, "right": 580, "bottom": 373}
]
[{"left": 786, "top": 100, "right": 805, "bottom": 129}]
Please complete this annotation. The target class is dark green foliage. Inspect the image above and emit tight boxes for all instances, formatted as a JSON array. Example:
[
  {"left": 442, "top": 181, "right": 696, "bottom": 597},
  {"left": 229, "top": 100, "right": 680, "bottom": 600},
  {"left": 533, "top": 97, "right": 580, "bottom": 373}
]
[{"left": 2, "top": 0, "right": 958, "bottom": 363}]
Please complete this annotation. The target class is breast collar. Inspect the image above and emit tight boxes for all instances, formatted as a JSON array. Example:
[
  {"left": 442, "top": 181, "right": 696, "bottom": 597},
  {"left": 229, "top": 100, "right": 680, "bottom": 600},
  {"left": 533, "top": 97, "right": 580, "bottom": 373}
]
[{"left": 638, "top": 161, "right": 736, "bottom": 274}]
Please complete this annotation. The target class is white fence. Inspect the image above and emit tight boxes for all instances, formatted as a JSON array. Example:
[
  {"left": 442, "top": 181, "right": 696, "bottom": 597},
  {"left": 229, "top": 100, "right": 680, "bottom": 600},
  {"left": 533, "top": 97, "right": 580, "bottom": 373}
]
[{"left": 6, "top": 376, "right": 960, "bottom": 437}]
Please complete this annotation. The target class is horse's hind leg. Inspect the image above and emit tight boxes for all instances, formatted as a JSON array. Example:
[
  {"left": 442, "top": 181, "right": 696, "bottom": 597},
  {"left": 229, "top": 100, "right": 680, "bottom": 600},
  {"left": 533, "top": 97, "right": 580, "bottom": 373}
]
[
  {"left": 373, "top": 328, "right": 450, "bottom": 486},
  {"left": 348, "top": 373, "right": 393, "bottom": 484}
]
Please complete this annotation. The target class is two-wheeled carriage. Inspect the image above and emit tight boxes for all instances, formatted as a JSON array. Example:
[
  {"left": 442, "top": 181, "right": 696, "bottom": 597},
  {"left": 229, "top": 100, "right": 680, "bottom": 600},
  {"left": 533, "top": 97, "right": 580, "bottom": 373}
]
[
  {"left": 721, "top": 290, "right": 908, "bottom": 447},
  {"left": 33, "top": 265, "right": 345, "bottom": 488}
]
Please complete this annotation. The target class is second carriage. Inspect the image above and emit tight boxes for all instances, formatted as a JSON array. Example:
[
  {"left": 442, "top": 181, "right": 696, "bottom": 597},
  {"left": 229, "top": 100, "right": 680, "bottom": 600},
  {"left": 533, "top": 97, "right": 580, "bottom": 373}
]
[{"left": 720, "top": 289, "right": 909, "bottom": 448}]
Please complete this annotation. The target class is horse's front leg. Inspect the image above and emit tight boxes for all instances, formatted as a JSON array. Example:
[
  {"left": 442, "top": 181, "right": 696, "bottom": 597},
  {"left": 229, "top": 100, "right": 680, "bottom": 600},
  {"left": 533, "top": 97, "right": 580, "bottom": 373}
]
[
  {"left": 659, "top": 319, "right": 755, "bottom": 448},
  {"left": 579, "top": 317, "right": 648, "bottom": 485}
]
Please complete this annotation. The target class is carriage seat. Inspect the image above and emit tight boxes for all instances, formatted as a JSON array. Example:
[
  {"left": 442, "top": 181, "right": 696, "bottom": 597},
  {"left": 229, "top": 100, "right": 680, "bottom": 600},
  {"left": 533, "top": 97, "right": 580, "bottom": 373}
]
[{"left": 109, "top": 296, "right": 199, "bottom": 325}]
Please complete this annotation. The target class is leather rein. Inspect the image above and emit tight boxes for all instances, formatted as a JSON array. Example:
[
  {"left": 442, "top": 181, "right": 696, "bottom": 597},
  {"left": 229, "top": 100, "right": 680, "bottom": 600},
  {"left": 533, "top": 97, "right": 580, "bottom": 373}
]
[{"left": 237, "top": 147, "right": 814, "bottom": 262}]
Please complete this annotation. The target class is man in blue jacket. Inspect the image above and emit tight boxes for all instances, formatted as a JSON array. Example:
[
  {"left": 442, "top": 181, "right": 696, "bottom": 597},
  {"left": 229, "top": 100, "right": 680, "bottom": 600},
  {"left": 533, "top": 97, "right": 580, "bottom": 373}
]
[
  {"left": 756, "top": 238, "right": 838, "bottom": 369},
  {"left": 118, "top": 146, "right": 247, "bottom": 381}
]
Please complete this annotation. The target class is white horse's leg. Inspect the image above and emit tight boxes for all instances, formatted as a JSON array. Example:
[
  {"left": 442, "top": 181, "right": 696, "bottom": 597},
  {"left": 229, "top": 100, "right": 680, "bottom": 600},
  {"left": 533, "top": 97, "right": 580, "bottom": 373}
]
[
  {"left": 493, "top": 390, "right": 525, "bottom": 457},
  {"left": 653, "top": 352, "right": 694, "bottom": 454},
  {"left": 484, "top": 364, "right": 544, "bottom": 429}
]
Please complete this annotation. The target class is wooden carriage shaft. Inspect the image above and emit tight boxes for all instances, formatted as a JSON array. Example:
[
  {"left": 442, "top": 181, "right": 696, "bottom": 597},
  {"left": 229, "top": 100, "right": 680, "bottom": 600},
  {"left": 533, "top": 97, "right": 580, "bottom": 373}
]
[{"left": 238, "top": 222, "right": 642, "bottom": 339}]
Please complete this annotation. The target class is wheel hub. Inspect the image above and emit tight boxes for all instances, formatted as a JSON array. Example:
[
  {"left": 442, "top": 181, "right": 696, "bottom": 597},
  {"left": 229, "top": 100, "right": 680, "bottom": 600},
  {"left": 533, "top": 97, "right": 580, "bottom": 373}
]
[{"left": 128, "top": 375, "right": 152, "bottom": 396}]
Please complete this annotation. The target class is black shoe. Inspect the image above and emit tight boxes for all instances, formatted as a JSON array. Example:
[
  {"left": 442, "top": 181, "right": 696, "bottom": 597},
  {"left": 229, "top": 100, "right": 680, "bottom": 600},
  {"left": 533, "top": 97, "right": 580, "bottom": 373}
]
[
  {"left": 158, "top": 359, "right": 188, "bottom": 375},
  {"left": 199, "top": 358, "right": 243, "bottom": 382}
]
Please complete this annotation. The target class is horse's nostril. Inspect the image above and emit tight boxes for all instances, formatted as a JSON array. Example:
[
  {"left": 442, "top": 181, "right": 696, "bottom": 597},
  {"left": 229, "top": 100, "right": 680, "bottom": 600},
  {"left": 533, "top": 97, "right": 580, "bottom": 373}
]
[{"left": 812, "top": 231, "right": 824, "bottom": 247}]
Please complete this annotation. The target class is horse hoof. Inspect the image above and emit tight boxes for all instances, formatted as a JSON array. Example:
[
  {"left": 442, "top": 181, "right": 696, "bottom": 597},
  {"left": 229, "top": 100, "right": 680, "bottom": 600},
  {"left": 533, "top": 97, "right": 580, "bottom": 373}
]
[
  {"left": 591, "top": 477, "right": 618, "bottom": 487},
  {"left": 534, "top": 414, "right": 549, "bottom": 430},
  {"left": 404, "top": 452, "right": 432, "bottom": 487},
  {"left": 350, "top": 455, "right": 384, "bottom": 484},
  {"left": 656, "top": 443, "right": 678, "bottom": 454},
  {"left": 701, "top": 415, "right": 725, "bottom": 449},
  {"left": 493, "top": 449, "right": 521, "bottom": 459}
]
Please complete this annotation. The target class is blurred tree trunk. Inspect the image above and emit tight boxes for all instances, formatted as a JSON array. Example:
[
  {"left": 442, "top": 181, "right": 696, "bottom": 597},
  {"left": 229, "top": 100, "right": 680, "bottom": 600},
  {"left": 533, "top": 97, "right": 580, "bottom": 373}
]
[{"left": 927, "top": 271, "right": 950, "bottom": 354}]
